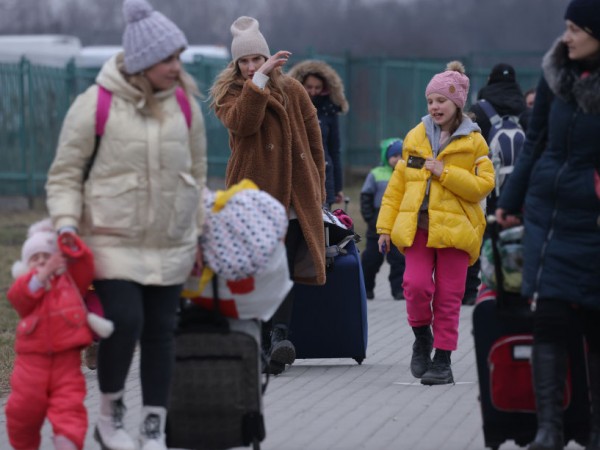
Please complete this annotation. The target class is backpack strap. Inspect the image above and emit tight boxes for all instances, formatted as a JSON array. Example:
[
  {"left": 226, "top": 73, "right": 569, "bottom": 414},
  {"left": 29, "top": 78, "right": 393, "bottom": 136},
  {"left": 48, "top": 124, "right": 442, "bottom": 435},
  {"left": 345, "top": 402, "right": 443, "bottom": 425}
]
[
  {"left": 96, "top": 85, "right": 112, "bottom": 136},
  {"left": 83, "top": 85, "right": 190, "bottom": 182},
  {"left": 478, "top": 99, "right": 502, "bottom": 128},
  {"left": 175, "top": 86, "right": 192, "bottom": 129},
  {"left": 83, "top": 85, "right": 112, "bottom": 182}
]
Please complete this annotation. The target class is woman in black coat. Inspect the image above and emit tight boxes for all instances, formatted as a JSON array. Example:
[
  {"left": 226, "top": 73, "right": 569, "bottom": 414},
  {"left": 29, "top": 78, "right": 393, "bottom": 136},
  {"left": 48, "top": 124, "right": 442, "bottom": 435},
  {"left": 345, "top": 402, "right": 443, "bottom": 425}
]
[
  {"left": 288, "top": 60, "right": 349, "bottom": 208},
  {"left": 496, "top": 1, "right": 600, "bottom": 448}
]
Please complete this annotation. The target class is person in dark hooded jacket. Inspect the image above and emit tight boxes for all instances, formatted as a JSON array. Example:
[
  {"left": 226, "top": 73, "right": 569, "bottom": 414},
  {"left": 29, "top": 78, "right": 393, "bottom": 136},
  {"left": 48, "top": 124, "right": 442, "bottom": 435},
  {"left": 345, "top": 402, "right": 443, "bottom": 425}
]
[
  {"left": 288, "top": 60, "right": 349, "bottom": 208},
  {"left": 469, "top": 63, "right": 527, "bottom": 141},
  {"left": 462, "top": 63, "right": 527, "bottom": 305},
  {"left": 497, "top": 0, "right": 600, "bottom": 448}
]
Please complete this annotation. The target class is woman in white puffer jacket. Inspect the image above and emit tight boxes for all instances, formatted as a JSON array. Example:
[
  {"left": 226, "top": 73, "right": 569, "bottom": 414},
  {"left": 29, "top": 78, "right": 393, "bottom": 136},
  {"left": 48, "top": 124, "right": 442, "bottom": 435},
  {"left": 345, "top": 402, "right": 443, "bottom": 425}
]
[{"left": 45, "top": 1, "right": 207, "bottom": 449}]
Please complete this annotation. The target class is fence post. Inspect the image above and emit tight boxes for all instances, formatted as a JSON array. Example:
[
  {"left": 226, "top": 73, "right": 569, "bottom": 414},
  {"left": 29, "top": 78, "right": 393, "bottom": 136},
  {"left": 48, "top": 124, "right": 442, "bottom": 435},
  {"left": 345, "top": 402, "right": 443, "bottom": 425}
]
[
  {"left": 378, "top": 57, "right": 387, "bottom": 143},
  {"left": 64, "top": 58, "right": 77, "bottom": 108},
  {"left": 19, "top": 57, "right": 35, "bottom": 206}
]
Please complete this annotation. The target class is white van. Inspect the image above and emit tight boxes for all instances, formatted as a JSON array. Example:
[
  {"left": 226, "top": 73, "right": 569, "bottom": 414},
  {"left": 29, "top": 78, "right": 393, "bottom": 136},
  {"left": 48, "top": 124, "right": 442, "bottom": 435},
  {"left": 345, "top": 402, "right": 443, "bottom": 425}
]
[
  {"left": 0, "top": 34, "right": 81, "bottom": 66},
  {"left": 76, "top": 45, "right": 229, "bottom": 68}
]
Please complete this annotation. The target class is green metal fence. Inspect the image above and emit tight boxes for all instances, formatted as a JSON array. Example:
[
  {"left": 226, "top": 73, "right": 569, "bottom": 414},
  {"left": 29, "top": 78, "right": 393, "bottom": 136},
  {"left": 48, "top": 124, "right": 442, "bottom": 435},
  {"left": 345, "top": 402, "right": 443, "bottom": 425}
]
[{"left": 0, "top": 53, "right": 543, "bottom": 198}]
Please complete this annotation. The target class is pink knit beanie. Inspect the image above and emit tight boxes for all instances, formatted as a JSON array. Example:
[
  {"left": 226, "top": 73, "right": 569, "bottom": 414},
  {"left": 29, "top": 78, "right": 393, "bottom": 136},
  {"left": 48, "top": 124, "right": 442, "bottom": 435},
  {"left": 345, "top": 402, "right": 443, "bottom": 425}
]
[
  {"left": 425, "top": 61, "right": 470, "bottom": 109},
  {"left": 11, "top": 218, "right": 57, "bottom": 278}
]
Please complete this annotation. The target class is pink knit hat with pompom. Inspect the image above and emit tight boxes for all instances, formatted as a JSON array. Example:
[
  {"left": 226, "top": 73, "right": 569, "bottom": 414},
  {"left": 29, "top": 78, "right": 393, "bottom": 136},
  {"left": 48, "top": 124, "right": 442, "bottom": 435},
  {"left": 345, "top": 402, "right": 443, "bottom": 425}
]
[
  {"left": 11, "top": 218, "right": 57, "bottom": 279},
  {"left": 425, "top": 61, "right": 470, "bottom": 109}
]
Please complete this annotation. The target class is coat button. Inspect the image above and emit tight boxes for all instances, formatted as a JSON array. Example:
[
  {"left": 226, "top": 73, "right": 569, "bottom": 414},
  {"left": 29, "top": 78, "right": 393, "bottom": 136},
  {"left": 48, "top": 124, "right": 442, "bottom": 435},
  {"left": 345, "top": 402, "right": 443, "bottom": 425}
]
[
  {"left": 266, "top": 143, "right": 274, "bottom": 150},
  {"left": 300, "top": 153, "right": 306, "bottom": 160}
]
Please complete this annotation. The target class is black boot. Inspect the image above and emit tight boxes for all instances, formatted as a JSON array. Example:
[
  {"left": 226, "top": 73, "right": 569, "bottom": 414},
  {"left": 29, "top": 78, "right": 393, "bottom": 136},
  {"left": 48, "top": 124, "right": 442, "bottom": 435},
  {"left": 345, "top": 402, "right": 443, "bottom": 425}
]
[
  {"left": 421, "top": 349, "right": 453, "bottom": 385},
  {"left": 528, "top": 343, "right": 567, "bottom": 450},
  {"left": 587, "top": 352, "right": 600, "bottom": 450},
  {"left": 268, "top": 325, "right": 296, "bottom": 375},
  {"left": 410, "top": 326, "right": 433, "bottom": 378}
]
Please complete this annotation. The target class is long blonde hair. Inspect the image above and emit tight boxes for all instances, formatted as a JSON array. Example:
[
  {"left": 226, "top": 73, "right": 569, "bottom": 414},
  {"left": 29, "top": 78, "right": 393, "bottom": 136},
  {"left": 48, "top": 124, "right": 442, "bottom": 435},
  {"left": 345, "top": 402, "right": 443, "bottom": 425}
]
[
  {"left": 209, "top": 60, "right": 289, "bottom": 111},
  {"left": 116, "top": 53, "right": 200, "bottom": 120}
]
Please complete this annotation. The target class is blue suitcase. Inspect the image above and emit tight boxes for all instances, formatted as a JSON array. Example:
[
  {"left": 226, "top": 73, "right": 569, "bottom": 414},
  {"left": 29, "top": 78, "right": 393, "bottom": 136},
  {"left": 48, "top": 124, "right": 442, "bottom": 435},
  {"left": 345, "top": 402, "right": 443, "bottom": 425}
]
[{"left": 289, "top": 238, "right": 368, "bottom": 364}]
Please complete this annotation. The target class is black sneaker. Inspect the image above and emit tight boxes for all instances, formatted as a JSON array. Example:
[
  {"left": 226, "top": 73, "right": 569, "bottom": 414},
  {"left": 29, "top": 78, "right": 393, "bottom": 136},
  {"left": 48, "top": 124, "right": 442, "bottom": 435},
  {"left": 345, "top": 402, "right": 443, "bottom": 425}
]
[{"left": 366, "top": 290, "right": 375, "bottom": 300}]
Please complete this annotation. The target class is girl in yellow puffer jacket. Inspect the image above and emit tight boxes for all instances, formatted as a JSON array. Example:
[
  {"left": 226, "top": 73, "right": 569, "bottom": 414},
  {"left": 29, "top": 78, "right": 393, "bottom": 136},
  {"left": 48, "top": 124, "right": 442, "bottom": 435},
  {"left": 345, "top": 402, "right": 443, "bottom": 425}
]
[{"left": 376, "top": 61, "right": 495, "bottom": 386}]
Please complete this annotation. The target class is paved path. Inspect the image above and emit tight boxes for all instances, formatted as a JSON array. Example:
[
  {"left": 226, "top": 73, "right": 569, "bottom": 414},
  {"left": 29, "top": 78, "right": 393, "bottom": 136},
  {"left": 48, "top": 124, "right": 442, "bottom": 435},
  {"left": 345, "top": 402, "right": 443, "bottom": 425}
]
[{"left": 0, "top": 265, "right": 586, "bottom": 450}]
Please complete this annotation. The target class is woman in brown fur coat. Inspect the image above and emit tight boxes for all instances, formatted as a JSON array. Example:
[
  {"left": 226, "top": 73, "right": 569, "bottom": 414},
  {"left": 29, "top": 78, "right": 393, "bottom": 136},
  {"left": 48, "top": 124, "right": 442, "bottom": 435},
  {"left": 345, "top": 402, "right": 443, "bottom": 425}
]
[{"left": 210, "top": 16, "right": 326, "bottom": 375}]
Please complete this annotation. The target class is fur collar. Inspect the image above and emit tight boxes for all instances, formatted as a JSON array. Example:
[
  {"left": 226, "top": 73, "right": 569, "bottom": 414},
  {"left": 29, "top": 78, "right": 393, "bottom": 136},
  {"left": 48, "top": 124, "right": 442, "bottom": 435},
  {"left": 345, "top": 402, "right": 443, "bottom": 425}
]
[
  {"left": 542, "top": 37, "right": 600, "bottom": 114},
  {"left": 286, "top": 60, "right": 349, "bottom": 114}
]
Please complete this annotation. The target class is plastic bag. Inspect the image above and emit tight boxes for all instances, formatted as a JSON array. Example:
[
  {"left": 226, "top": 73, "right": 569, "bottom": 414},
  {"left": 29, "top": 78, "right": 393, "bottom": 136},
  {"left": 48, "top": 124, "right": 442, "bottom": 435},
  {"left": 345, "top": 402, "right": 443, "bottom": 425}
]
[
  {"left": 480, "top": 225, "right": 524, "bottom": 293},
  {"left": 184, "top": 242, "right": 292, "bottom": 321}
]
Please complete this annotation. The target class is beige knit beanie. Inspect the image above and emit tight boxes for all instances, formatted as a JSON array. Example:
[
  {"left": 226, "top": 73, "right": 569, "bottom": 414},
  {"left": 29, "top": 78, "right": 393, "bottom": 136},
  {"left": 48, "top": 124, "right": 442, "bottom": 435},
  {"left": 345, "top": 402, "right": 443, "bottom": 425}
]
[{"left": 230, "top": 16, "right": 270, "bottom": 62}]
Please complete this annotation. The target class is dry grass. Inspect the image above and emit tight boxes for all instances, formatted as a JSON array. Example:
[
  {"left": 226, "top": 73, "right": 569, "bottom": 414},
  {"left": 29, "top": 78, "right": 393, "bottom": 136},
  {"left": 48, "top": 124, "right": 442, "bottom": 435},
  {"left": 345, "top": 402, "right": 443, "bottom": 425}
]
[{"left": 0, "top": 206, "right": 47, "bottom": 397}]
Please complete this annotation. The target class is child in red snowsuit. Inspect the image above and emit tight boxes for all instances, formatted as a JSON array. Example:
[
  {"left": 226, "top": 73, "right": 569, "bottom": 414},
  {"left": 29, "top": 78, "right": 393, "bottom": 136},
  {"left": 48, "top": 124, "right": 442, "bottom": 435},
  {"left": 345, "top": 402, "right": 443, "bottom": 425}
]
[{"left": 6, "top": 219, "right": 101, "bottom": 450}]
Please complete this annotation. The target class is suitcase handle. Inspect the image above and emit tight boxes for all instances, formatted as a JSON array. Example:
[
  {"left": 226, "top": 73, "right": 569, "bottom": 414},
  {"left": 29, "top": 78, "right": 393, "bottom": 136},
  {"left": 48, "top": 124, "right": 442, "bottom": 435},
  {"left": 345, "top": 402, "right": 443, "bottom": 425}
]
[
  {"left": 212, "top": 276, "right": 271, "bottom": 395},
  {"left": 487, "top": 215, "right": 513, "bottom": 311}
]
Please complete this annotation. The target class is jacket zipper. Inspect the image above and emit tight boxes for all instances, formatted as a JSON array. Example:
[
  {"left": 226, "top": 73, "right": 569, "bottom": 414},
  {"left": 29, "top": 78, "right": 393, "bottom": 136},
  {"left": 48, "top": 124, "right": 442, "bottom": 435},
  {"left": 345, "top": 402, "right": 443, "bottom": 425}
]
[
  {"left": 531, "top": 110, "right": 578, "bottom": 311},
  {"left": 425, "top": 135, "right": 452, "bottom": 197}
]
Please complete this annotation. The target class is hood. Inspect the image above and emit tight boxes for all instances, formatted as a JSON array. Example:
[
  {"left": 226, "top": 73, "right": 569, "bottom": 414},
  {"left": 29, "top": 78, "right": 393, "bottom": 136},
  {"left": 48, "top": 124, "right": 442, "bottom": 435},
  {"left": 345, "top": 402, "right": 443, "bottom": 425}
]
[
  {"left": 96, "top": 53, "right": 176, "bottom": 109},
  {"left": 379, "top": 137, "right": 402, "bottom": 167},
  {"left": 542, "top": 37, "right": 600, "bottom": 115},
  {"left": 422, "top": 113, "right": 481, "bottom": 146},
  {"left": 477, "top": 81, "right": 526, "bottom": 116},
  {"left": 287, "top": 60, "right": 349, "bottom": 114}
]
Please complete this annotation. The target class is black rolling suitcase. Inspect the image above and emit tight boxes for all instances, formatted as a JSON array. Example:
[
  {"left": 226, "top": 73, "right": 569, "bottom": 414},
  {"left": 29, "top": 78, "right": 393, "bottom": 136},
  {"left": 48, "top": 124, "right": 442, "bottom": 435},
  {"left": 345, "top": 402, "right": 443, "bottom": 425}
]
[
  {"left": 166, "top": 278, "right": 267, "bottom": 450},
  {"left": 472, "top": 219, "right": 590, "bottom": 450}
]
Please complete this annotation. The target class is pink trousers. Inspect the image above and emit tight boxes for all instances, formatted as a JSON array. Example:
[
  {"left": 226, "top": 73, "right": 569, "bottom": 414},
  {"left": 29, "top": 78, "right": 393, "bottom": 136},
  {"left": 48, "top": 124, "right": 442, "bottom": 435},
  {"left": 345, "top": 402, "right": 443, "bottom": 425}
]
[{"left": 402, "top": 228, "right": 469, "bottom": 351}]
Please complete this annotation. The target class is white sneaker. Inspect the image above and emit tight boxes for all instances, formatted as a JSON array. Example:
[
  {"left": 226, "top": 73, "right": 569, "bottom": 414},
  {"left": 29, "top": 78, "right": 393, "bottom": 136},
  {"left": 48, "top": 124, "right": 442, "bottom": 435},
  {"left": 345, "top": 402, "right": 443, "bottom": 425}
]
[
  {"left": 139, "top": 406, "right": 167, "bottom": 450},
  {"left": 94, "top": 391, "right": 137, "bottom": 450}
]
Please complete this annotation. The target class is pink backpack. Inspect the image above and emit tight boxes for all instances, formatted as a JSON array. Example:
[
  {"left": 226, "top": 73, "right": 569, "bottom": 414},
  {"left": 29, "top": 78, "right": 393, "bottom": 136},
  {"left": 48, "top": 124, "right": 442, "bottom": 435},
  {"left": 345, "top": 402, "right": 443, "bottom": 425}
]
[{"left": 83, "top": 85, "right": 192, "bottom": 181}]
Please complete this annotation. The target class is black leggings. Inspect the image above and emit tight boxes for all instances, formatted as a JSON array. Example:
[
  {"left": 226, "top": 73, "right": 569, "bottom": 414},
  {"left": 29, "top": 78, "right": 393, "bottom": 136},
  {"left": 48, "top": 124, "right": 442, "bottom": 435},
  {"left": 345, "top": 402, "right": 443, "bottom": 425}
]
[
  {"left": 93, "top": 280, "right": 181, "bottom": 407},
  {"left": 534, "top": 297, "right": 600, "bottom": 354}
]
